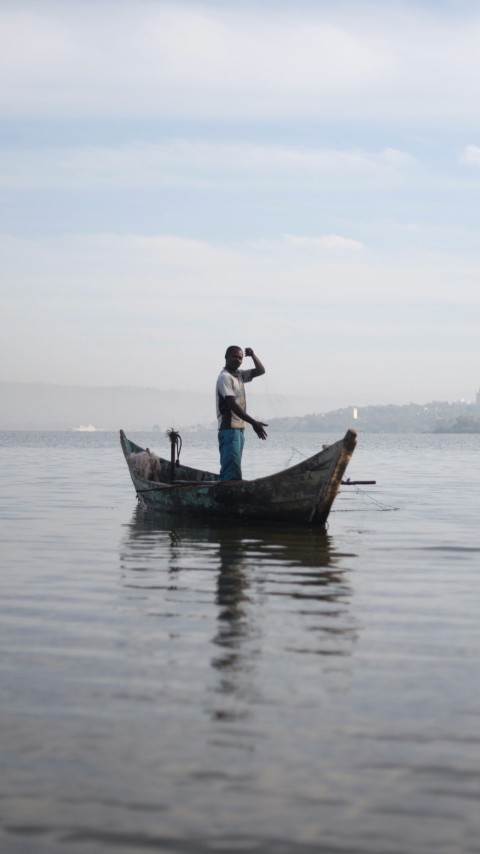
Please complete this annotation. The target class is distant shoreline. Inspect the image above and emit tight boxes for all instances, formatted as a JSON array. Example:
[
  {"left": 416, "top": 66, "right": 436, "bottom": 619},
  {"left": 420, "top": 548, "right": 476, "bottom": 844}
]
[{"left": 2, "top": 381, "right": 480, "bottom": 433}]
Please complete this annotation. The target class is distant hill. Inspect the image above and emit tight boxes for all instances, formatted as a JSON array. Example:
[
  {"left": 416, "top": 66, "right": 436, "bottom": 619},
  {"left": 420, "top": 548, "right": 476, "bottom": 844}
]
[
  {"left": 268, "top": 400, "right": 480, "bottom": 433},
  {"left": 3, "top": 382, "right": 479, "bottom": 433},
  {"left": 432, "top": 416, "right": 480, "bottom": 434}
]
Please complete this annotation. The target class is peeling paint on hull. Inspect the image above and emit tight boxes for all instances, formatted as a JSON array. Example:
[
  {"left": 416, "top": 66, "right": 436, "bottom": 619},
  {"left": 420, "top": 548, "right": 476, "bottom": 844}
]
[{"left": 120, "top": 429, "right": 357, "bottom": 526}]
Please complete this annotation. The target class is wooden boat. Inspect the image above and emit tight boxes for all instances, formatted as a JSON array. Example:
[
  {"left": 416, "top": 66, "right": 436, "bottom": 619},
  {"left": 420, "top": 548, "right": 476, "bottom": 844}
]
[{"left": 120, "top": 428, "right": 357, "bottom": 525}]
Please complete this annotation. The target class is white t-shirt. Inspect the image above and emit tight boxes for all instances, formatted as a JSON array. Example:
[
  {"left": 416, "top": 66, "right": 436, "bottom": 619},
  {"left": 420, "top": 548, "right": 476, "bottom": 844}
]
[{"left": 216, "top": 368, "right": 253, "bottom": 429}]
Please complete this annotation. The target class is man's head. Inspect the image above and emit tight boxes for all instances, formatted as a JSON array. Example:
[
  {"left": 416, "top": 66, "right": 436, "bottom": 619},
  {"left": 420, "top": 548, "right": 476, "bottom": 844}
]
[{"left": 225, "top": 346, "right": 243, "bottom": 372}]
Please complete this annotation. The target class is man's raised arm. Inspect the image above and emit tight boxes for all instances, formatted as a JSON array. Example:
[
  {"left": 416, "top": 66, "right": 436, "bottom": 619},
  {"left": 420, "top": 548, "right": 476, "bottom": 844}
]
[{"left": 245, "top": 347, "right": 265, "bottom": 378}]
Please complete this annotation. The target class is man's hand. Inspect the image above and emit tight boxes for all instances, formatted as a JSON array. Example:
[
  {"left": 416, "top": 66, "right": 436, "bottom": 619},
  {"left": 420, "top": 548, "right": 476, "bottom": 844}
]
[
  {"left": 245, "top": 347, "right": 254, "bottom": 357},
  {"left": 252, "top": 420, "right": 268, "bottom": 440}
]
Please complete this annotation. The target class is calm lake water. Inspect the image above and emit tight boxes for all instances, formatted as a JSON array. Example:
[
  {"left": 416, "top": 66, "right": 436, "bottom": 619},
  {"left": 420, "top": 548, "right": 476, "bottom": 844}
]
[{"left": 1, "top": 429, "right": 480, "bottom": 854}]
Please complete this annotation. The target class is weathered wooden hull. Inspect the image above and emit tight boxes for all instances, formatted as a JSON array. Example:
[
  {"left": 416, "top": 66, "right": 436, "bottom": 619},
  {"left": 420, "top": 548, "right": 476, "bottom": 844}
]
[{"left": 120, "top": 428, "right": 357, "bottom": 525}]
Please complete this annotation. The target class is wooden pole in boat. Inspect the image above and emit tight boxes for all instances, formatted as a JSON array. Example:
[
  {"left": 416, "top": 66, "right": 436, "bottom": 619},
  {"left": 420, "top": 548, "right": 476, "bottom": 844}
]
[
  {"left": 166, "top": 428, "right": 182, "bottom": 483},
  {"left": 341, "top": 479, "right": 376, "bottom": 485},
  {"left": 170, "top": 434, "right": 175, "bottom": 483}
]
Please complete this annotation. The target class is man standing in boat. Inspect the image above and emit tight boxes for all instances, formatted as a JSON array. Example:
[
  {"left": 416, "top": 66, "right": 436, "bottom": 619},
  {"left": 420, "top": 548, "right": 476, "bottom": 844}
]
[{"left": 216, "top": 346, "right": 268, "bottom": 481}]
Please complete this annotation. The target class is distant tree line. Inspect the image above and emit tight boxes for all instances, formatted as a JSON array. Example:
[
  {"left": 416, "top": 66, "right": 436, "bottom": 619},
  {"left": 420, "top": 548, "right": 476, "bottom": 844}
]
[
  {"left": 432, "top": 416, "right": 480, "bottom": 434},
  {"left": 268, "top": 401, "right": 480, "bottom": 433}
]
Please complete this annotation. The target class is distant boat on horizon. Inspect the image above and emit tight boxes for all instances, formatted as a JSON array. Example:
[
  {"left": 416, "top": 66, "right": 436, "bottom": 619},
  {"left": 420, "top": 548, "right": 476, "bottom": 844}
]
[{"left": 72, "top": 424, "right": 98, "bottom": 432}]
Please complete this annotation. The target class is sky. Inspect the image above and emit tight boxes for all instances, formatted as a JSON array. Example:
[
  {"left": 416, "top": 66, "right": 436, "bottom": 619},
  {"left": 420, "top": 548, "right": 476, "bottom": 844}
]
[{"left": 1, "top": 0, "right": 480, "bottom": 412}]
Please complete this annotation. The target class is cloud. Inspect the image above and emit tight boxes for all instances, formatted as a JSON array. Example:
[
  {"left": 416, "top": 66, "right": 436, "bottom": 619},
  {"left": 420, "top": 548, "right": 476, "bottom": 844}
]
[
  {"left": 1, "top": 230, "right": 479, "bottom": 397},
  {"left": 1, "top": 230, "right": 478, "bottom": 307},
  {"left": 1, "top": 2, "right": 480, "bottom": 124},
  {"left": 283, "top": 234, "right": 364, "bottom": 251},
  {"left": 0, "top": 2, "right": 387, "bottom": 117},
  {"left": 460, "top": 145, "right": 480, "bottom": 165},
  {"left": 0, "top": 141, "right": 416, "bottom": 191}
]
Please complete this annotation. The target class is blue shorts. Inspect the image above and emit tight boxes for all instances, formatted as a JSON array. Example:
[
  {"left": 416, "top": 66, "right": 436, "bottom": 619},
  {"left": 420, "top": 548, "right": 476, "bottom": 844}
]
[{"left": 218, "top": 428, "right": 245, "bottom": 481}]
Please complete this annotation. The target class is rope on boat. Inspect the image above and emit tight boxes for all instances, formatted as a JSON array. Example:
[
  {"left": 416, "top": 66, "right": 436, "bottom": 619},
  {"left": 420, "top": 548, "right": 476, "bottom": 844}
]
[
  {"left": 284, "top": 444, "right": 336, "bottom": 469},
  {"left": 337, "top": 484, "right": 398, "bottom": 512},
  {"left": 285, "top": 446, "right": 397, "bottom": 512},
  {"left": 284, "top": 447, "right": 307, "bottom": 468}
]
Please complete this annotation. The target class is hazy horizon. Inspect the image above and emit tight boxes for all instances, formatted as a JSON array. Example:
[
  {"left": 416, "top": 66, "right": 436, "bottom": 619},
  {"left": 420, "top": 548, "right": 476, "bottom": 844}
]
[
  {"left": 2, "top": 377, "right": 479, "bottom": 409},
  {"left": 2, "top": 380, "right": 479, "bottom": 434},
  {"left": 1, "top": 1, "right": 480, "bottom": 403}
]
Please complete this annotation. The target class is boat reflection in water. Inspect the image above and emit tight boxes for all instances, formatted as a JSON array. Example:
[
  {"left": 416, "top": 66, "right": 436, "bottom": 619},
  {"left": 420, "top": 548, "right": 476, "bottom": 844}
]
[{"left": 120, "top": 507, "right": 360, "bottom": 724}]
